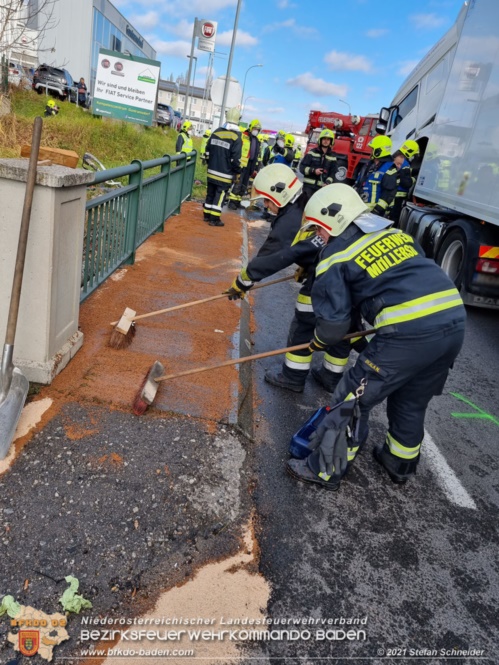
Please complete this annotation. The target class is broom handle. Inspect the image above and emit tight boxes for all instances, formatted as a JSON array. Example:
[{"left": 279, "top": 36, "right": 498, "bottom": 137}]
[
  {"left": 111, "top": 274, "right": 294, "bottom": 325},
  {"left": 155, "top": 329, "right": 376, "bottom": 382}
]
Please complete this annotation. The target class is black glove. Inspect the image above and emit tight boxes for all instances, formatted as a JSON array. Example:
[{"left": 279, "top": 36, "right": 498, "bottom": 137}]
[
  {"left": 308, "top": 428, "right": 348, "bottom": 478},
  {"left": 372, "top": 204, "right": 385, "bottom": 216}
]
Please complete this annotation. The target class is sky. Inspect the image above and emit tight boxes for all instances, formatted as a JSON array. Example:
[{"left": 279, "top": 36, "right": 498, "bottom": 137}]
[{"left": 111, "top": 0, "right": 466, "bottom": 132}]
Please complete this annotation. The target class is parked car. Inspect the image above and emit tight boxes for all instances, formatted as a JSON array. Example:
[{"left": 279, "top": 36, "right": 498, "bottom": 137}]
[
  {"left": 173, "top": 110, "right": 183, "bottom": 131},
  {"left": 8, "top": 61, "right": 32, "bottom": 89},
  {"left": 32, "top": 64, "right": 76, "bottom": 101},
  {"left": 156, "top": 103, "right": 174, "bottom": 127}
]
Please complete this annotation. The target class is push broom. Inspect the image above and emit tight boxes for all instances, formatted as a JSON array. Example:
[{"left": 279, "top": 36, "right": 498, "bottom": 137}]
[
  {"left": 109, "top": 274, "right": 294, "bottom": 350},
  {"left": 132, "top": 329, "right": 376, "bottom": 416}
]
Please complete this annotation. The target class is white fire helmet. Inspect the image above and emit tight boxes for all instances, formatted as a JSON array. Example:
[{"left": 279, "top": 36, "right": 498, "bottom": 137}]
[{"left": 250, "top": 163, "right": 303, "bottom": 208}]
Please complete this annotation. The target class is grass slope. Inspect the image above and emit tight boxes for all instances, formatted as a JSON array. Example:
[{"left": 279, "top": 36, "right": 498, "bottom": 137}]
[{"left": 0, "top": 88, "right": 207, "bottom": 198}]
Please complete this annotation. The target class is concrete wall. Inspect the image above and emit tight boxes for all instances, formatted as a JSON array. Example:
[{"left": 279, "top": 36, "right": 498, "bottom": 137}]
[{"left": 0, "top": 160, "right": 94, "bottom": 384}]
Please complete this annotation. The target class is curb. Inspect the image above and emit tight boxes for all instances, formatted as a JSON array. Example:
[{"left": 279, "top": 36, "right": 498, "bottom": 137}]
[{"left": 230, "top": 212, "right": 254, "bottom": 440}]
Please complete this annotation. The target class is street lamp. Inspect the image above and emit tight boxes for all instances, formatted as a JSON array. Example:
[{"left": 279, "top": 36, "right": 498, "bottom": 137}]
[
  {"left": 241, "top": 64, "right": 263, "bottom": 109},
  {"left": 338, "top": 99, "right": 351, "bottom": 116},
  {"left": 242, "top": 95, "right": 256, "bottom": 118}
]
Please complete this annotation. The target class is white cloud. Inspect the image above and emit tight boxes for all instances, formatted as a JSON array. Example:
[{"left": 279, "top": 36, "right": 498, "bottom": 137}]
[
  {"left": 410, "top": 13, "right": 447, "bottom": 30},
  {"left": 217, "top": 29, "right": 258, "bottom": 47},
  {"left": 163, "top": 19, "right": 194, "bottom": 39},
  {"left": 366, "top": 28, "right": 389, "bottom": 38},
  {"left": 324, "top": 50, "right": 372, "bottom": 73},
  {"left": 129, "top": 11, "right": 159, "bottom": 30},
  {"left": 150, "top": 39, "right": 192, "bottom": 58},
  {"left": 277, "top": 0, "right": 297, "bottom": 8},
  {"left": 397, "top": 60, "right": 419, "bottom": 76},
  {"left": 287, "top": 72, "right": 347, "bottom": 98},
  {"left": 267, "top": 107, "right": 285, "bottom": 114},
  {"left": 263, "top": 17, "right": 318, "bottom": 38}
]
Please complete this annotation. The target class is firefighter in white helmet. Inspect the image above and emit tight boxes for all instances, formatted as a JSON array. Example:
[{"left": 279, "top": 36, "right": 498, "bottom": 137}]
[{"left": 287, "top": 184, "right": 466, "bottom": 490}]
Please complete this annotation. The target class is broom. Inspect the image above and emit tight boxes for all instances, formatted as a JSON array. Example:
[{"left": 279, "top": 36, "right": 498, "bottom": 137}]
[
  {"left": 109, "top": 274, "right": 294, "bottom": 350},
  {"left": 132, "top": 329, "right": 376, "bottom": 416}
]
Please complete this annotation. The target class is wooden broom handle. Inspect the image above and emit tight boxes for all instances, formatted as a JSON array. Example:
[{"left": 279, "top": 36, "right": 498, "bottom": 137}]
[
  {"left": 110, "top": 274, "right": 294, "bottom": 325},
  {"left": 155, "top": 329, "right": 376, "bottom": 382}
]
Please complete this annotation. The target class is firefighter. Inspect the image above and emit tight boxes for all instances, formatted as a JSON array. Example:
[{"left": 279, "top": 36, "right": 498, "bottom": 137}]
[
  {"left": 176, "top": 120, "right": 194, "bottom": 157},
  {"left": 389, "top": 140, "right": 420, "bottom": 224},
  {"left": 200, "top": 129, "right": 211, "bottom": 163},
  {"left": 299, "top": 128, "right": 338, "bottom": 203},
  {"left": 269, "top": 130, "right": 294, "bottom": 166},
  {"left": 359, "top": 135, "right": 399, "bottom": 216},
  {"left": 292, "top": 143, "right": 302, "bottom": 170},
  {"left": 287, "top": 184, "right": 466, "bottom": 490},
  {"left": 228, "top": 119, "right": 261, "bottom": 210},
  {"left": 44, "top": 98, "right": 59, "bottom": 117},
  {"left": 203, "top": 108, "right": 243, "bottom": 227},
  {"left": 258, "top": 134, "right": 270, "bottom": 167}
]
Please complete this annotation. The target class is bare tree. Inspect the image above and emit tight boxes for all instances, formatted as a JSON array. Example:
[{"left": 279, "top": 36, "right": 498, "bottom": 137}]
[{"left": 0, "top": 0, "right": 57, "bottom": 66}]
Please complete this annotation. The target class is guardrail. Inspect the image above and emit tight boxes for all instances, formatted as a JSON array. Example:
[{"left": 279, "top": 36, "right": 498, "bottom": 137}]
[{"left": 81, "top": 151, "right": 196, "bottom": 302}]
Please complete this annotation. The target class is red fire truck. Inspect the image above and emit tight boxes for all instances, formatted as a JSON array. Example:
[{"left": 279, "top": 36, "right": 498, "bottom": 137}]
[{"left": 304, "top": 110, "right": 378, "bottom": 184}]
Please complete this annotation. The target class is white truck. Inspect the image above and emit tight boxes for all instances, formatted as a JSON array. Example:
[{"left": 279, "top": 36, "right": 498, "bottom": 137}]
[{"left": 376, "top": 0, "right": 499, "bottom": 309}]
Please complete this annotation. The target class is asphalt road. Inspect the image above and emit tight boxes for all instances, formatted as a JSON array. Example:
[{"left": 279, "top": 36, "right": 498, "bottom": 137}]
[{"left": 242, "top": 214, "right": 499, "bottom": 665}]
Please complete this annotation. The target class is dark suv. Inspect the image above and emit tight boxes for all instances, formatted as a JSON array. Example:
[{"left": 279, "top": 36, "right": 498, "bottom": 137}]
[
  {"left": 32, "top": 64, "right": 76, "bottom": 101},
  {"left": 156, "top": 103, "right": 174, "bottom": 127}
]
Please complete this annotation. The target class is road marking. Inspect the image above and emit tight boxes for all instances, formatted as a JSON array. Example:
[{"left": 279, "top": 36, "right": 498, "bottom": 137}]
[{"left": 423, "top": 430, "right": 477, "bottom": 510}]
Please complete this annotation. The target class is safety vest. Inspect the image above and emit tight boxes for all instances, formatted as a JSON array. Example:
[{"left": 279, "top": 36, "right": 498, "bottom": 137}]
[
  {"left": 200, "top": 134, "right": 210, "bottom": 156},
  {"left": 180, "top": 132, "right": 193, "bottom": 155},
  {"left": 240, "top": 132, "right": 251, "bottom": 168}
]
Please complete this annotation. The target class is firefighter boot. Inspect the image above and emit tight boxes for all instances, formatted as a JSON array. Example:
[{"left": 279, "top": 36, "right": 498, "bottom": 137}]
[
  {"left": 373, "top": 444, "right": 419, "bottom": 485},
  {"left": 311, "top": 366, "right": 343, "bottom": 393},
  {"left": 287, "top": 455, "right": 341, "bottom": 491},
  {"left": 264, "top": 368, "right": 305, "bottom": 393}
]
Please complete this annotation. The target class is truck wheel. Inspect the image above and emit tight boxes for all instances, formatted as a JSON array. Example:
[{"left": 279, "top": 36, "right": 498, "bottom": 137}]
[{"left": 436, "top": 230, "right": 466, "bottom": 289}]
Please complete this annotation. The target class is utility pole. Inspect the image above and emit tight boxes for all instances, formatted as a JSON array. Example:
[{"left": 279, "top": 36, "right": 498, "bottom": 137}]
[
  {"left": 184, "top": 18, "right": 198, "bottom": 121},
  {"left": 219, "top": 0, "right": 242, "bottom": 125}
]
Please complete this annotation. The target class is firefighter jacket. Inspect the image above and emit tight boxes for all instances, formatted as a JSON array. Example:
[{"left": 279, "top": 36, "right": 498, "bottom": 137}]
[
  {"left": 242, "top": 195, "right": 325, "bottom": 283},
  {"left": 311, "top": 219, "right": 466, "bottom": 348},
  {"left": 361, "top": 157, "right": 399, "bottom": 215},
  {"left": 175, "top": 130, "right": 193, "bottom": 155},
  {"left": 205, "top": 125, "right": 242, "bottom": 187},
  {"left": 269, "top": 144, "right": 294, "bottom": 166},
  {"left": 394, "top": 158, "right": 414, "bottom": 199},
  {"left": 241, "top": 131, "right": 260, "bottom": 172},
  {"left": 299, "top": 147, "right": 337, "bottom": 190},
  {"left": 261, "top": 143, "right": 271, "bottom": 166}
]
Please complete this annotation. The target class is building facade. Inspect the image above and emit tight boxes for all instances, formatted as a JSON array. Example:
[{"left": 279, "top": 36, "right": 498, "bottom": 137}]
[
  {"left": 32, "top": 0, "right": 155, "bottom": 95},
  {"left": 158, "top": 80, "right": 221, "bottom": 135}
]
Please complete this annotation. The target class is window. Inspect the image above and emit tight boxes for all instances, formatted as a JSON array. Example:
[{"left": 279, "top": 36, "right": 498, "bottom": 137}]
[
  {"left": 111, "top": 34, "right": 122, "bottom": 52},
  {"left": 426, "top": 60, "right": 445, "bottom": 95},
  {"left": 392, "top": 85, "right": 418, "bottom": 130}
]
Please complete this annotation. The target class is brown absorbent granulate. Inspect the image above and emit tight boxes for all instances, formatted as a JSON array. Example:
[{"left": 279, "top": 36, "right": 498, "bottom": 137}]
[{"left": 38, "top": 201, "right": 244, "bottom": 424}]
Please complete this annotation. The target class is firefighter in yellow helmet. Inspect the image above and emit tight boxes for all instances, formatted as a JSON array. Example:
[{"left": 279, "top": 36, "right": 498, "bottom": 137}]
[
  {"left": 228, "top": 118, "right": 262, "bottom": 210},
  {"left": 176, "top": 120, "right": 194, "bottom": 158},
  {"left": 357, "top": 135, "right": 399, "bottom": 216},
  {"left": 269, "top": 130, "right": 294, "bottom": 166},
  {"left": 200, "top": 129, "right": 212, "bottom": 163},
  {"left": 203, "top": 107, "right": 243, "bottom": 226},
  {"left": 388, "top": 139, "right": 420, "bottom": 224},
  {"left": 44, "top": 98, "right": 59, "bottom": 117},
  {"left": 299, "top": 128, "right": 338, "bottom": 203},
  {"left": 292, "top": 143, "right": 302, "bottom": 170},
  {"left": 287, "top": 183, "right": 466, "bottom": 490}
]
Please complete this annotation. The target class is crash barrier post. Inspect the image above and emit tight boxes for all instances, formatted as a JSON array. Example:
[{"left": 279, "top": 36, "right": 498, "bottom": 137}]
[{"left": 81, "top": 150, "right": 197, "bottom": 301}]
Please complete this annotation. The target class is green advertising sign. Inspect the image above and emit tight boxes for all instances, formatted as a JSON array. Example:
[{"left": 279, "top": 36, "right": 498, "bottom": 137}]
[{"left": 93, "top": 49, "right": 161, "bottom": 126}]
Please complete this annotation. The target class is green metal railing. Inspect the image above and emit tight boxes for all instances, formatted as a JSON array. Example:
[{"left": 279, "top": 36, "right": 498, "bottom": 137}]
[{"left": 81, "top": 150, "right": 196, "bottom": 301}]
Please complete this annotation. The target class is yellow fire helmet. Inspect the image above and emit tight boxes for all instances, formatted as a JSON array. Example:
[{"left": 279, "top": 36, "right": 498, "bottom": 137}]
[
  {"left": 368, "top": 135, "right": 392, "bottom": 159},
  {"left": 285, "top": 133, "right": 295, "bottom": 148},
  {"left": 319, "top": 128, "right": 335, "bottom": 145},
  {"left": 47, "top": 99, "right": 56, "bottom": 108},
  {"left": 249, "top": 119, "right": 262, "bottom": 132},
  {"left": 181, "top": 120, "right": 192, "bottom": 132},
  {"left": 399, "top": 139, "right": 420, "bottom": 160},
  {"left": 226, "top": 107, "right": 242, "bottom": 123}
]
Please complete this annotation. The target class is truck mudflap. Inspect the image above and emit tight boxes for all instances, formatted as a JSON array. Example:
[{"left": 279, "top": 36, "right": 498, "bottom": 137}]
[{"left": 460, "top": 291, "right": 499, "bottom": 309}]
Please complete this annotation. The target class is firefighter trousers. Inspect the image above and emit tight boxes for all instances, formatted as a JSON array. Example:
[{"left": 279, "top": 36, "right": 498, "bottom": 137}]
[
  {"left": 228, "top": 166, "right": 252, "bottom": 206},
  {"left": 282, "top": 283, "right": 351, "bottom": 385},
  {"left": 204, "top": 181, "right": 230, "bottom": 221},
  {"left": 330, "top": 321, "right": 466, "bottom": 475}
]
